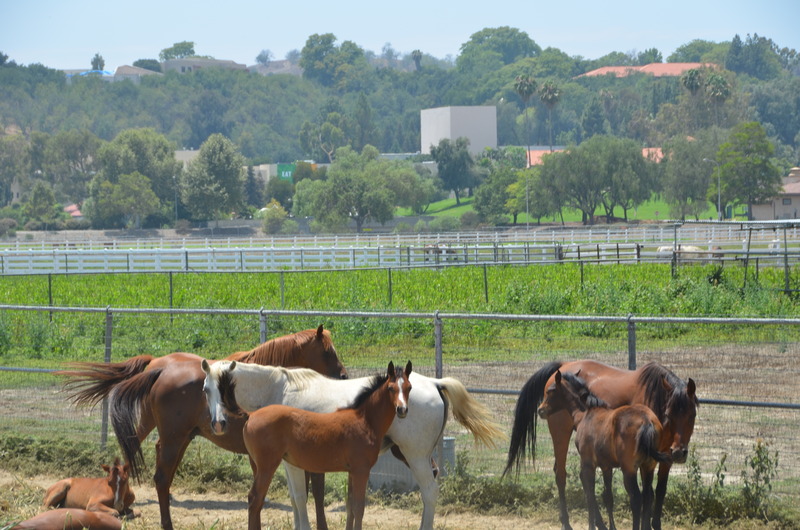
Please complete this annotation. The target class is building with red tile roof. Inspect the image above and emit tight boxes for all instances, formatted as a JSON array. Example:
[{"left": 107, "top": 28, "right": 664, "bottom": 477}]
[{"left": 578, "top": 62, "right": 717, "bottom": 78}]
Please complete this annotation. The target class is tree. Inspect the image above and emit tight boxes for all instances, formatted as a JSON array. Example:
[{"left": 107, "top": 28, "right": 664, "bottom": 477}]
[
  {"left": 352, "top": 93, "right": 375, "bottom": 151},
  {"left": 260, "top": 199, "right": 288, "bottom": 234},
  {"left": 133, "top": 59, "right": 162, "bottom": 72},
  {"left": 110, "top": 172, "right": 161, "bottom": 228},
  {"left": 244, "top": 166, "right": 264, "bottom": 208},
  {"left": 717, "top": 122, "right": 782, "bottom": 220},
  {"left": 159, "top": 41, "right": 195, "bottom": 62},
  {"left": 514, "top": 75, "right": 537, "bottom": 165},
  {"left": 256, "top": 50, "right": 273, "bottom": 66},
  {"left": 265, "top": 177, "right": 294, "bottom": 210},
  {"left": 42, "top": 129, "right": 101, "bottom": 203},
  {"left": 661, "top": 135, "right": 713, "bottom": 220},
  {"left": 704, "top": 72, "right": 731, "bottom": 128},
  {"left": 538, "top": 80, "right": 561, "bottom": 152},
  {"left": 180, "top": 134, "right": 245, "bottom": 221},
  {"left": 636, "top": 48, "right": 662, "bottom": 65},
  {"left": 0, "top": 134, "right": 30, "bottom": 206},
  {"left": 91, "top": 53, "right": 105, "bottom": 71},
  {"left": 299, "top": 33, "right": 368, "bottom": 88},
  {"left": 23, "top": 182, "right": 60, "bottom": 227},
  {"left": 581, "top": 98, "right": 606, "bottom": 139},
  {"left": 459, "top": 27, "right": 540, "bottom": 66},
  {"left": 473, "top": 166, "right": 517, "bottom": 224},
  {"left": 411, "top": 50, "right": 422, "bottom": 71},
  {"left": 429, "top": 138, "right": 475, "bottom": 205}
]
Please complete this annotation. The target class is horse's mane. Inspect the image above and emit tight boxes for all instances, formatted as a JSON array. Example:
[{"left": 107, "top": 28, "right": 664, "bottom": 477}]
[
  {"left": 228, "top": 328, "right": 330, "bottom": 365},
  {"left": 561, "top": 371, "right": 607, "bottom": 409},
  {"left": 345, "top": 373, "right": 387, "bottom": 411},
  {"left": 218, "top": 367, "right": 246, "bottom": 417},
  {"left": 638, "top": 362, "right": 697, "bottom": 420},
  {"left": 217, "top": 363, "right": 322, "bottom": 415}
]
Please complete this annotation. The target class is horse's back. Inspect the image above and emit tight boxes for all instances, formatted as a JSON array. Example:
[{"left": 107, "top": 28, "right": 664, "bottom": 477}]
[
  {"left": 558, "top": 360, "right": 642, "bottom": 408},
  {"left": 11, "top": 508, "right": 122, "bottom": 530}
]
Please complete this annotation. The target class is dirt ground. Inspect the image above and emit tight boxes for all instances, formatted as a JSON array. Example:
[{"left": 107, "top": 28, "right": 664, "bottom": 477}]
[{"left": 0, "top": 470, "right": 563, "bottom": 529}]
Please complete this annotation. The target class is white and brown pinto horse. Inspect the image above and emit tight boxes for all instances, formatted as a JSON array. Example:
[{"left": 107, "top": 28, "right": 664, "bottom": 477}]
[{"left": 202, "top": 359, "right": 505, "bottom": 530}]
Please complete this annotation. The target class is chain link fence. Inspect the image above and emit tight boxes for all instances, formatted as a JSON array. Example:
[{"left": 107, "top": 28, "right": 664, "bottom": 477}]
[{"left": 1, "top": 306, "right": 798, "bottom": 497}]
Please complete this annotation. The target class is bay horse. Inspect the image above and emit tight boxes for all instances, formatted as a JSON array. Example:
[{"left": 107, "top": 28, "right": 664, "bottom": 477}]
[
  {"left": 202, "top": 357, "right": 505, "bottom": 530},
  {"left": 43, "top": 458, "right": 136, "bottom": 518},
  {"left": 10, "top": 508, "right": 123, "bottom": 530},
  {"left": 504, "top": 360, "right": 697, "bottom": 530},
  {"left": 232, "top": 360, "right": 413, "bottom": 530},
  {"left": 61, "top": 325, "right": 347, "bottom": 530},
  {"left": 538, "top": 370, "right": 671, "bottom": 530}
]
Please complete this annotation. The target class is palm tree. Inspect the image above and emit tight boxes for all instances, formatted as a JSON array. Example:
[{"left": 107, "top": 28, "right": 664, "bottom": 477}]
[
  {"left": 514, "top": 75, "right": 537, "bottom": 167},
  {"left": 538, "top": 80, "right": 561, "bottom": 152},
  {"left": 411, "top": 50, "right": 422, "bottom": 71},
  {"left": 704, "top": 73, "right": 731, "bottom": 129}
]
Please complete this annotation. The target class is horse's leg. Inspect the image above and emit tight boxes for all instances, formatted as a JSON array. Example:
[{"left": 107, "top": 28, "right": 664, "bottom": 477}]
[
  {"left": 640, "top": 463, "right": 656, "bottom": 530},
  {"left": 284, "top": 463, "right": 313, "bottom": 530},
  {"left": 600, "top": 469, "right": 616, "bottom": 530},
  {"left": 579, "top": 463, "right": 599, "bottom": 530},
  {"left": 549, "top": 413, "right": 575, "bottom": 530},
  {"left": 248, "top": 461, "right": 278, "bottom": 530},
  {"left": 347, "top": 471, "right": 369, "bottom": 530},
  {"left": 406, "top": 453, "right": 438, "bottom": 529},
  {"left": 308, "top": 473, "right": 328, "bottom": 530},
  {"left": 153, "top": 433, "right": 193, "bottom": 530},
  {"left": 42, "top": 480, "right": 69, "bottom": 508},
  {"left": 651, "top": 462, "right": 671, "bottom": 530},
  {"left": 622, "top": 469, "right": 643, "bottom": 530}
]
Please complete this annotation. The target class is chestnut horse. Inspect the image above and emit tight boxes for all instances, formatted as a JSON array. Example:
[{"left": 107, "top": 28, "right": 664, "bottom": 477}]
[
  {"left": 62, "top": 325, "right": 346, "bottom": 530},
  {"left": 539, "top": 370, "right": 671, "bottom": 530},
  {"left": 43, "top": 457, "right": 135, "bottom": 518},
  {"left": 504, "top": 360, "right": 697, "bottom": 530},
  {"left": 203, "top": 358, "right": 505, "bottom": 530},
  {"left": 10, "top": 509, "right": 123, "bottom": 530},
  {"left": 230, "top": 361, "right": 413, "bottom": 530}
]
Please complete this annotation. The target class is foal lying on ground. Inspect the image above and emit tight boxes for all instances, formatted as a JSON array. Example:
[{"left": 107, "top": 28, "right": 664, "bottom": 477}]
[
  {"left": 42, "top": 458, "right": 136, "bottom": 518},
  {"left": 224, "top": 360, "right": 412, "bottom": 530},
  {"left": 538, "top": 370, "right": 671, "bottom": 530}
]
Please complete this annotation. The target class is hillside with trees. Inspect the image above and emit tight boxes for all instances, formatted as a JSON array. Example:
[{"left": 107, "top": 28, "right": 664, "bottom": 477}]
[{"left": 0, "top": 29, "right": 798, "bottom": 231}]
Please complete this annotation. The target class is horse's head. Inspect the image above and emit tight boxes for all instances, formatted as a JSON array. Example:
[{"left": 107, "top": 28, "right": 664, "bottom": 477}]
[
  {"left": 538, "top": 370, "right": 603, "bottom": 420},
  {"left": 387, "top": 360, "right": 413, "bottom": 419},
  {"left": 310, "top": 325, "right": 348, "bottom": 380},
  {"left": 661, "top": 376, "right": 698, "bottom": 464},
  {"left": 101, "top": 457, "right": 132, "bottom": 510},
  {"left": 201, "top": 359, "right": 238, "bottom": 435}
]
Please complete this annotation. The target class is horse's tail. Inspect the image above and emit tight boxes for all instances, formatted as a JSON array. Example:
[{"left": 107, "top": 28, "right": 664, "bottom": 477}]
[
  {"left": 58, "top": 355, "right": 156, "bottom": 408},
  {"left": 503, "top": 361, "right": 563, "bottom": 478},
  {"left": 109, "top": 367, "right": 164, "bottom": 480},
  {"left": 437, "top": 378, "right": 506, "bottom": 449},
  {"left": 637, "top": 420, "right": 671, "bottom": 464}
]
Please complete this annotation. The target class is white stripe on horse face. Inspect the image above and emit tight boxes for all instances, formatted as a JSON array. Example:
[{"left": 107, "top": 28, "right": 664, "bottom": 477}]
[{"left": 396, "top": 376, "right": 408, "bottom": 409}]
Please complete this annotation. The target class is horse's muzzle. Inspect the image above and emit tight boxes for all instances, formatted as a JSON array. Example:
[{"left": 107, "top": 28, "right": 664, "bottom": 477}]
[
  {"left": 396, "top": 406, "right": 408, "bottom": 419},
  {"left": 537, "top": 406, "right": 550, "bottom": 419},
  {"left": 211, "top": 418, "right": 227, "bottom": 435},
  {"left": 671, "top": 446, "right": 688, "bottom": 464}
]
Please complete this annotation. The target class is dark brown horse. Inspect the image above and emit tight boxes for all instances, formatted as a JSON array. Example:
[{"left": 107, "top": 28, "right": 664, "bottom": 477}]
[
  {"left": 504, "top": 360, "right": 697, "bottom": 530},
  {"left": 62, "top": 325, "right": 347, "bottom": 530},
  {"left": 539, "top": 370, "right": 671, "bottom": 530}
]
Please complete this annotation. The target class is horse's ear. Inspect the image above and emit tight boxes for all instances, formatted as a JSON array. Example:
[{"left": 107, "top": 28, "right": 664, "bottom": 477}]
[
  {"left": 661, "top": 375, "right": 673, "bottom": 393},
  {"left": 404, "top": 360, "right": 412, "bottom": 376},
  {"left": 230, "top": 361, "right": 237, "bottom": 372},
  {"left": 201, "top": 359, "right": 211, "bottom": 374},
  {"left": 387, "top": 360, "right": 395, "bottom": 377},
  {"left": 687, "top": 378, "right": 696, "bottom": 397},
  {"left": 316, "top": 324, "right": 325, "bottom": 340},
  {"left": 555, "top": 370, "right": 562, "bottom": 384},
  {"left": 101, "top": 464, "right": 111, "bottom": 473}
]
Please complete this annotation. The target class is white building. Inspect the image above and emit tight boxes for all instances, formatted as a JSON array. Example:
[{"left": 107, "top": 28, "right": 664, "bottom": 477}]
[{"left": 420, "top": 106, "right": 497, "bottom": 156}]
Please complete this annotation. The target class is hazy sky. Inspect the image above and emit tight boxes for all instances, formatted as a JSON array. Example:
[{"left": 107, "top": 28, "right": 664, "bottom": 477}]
[{"left": 3, "top": 0, "right": 798, "bottom": 70}]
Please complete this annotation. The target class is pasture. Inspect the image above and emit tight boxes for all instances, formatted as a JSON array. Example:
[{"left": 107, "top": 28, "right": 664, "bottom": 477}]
[{"left": 1, "top": 262, "right": 799, "bottom": 528}]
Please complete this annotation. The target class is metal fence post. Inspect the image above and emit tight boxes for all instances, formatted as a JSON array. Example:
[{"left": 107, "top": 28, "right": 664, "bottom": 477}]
[
  {"left": 434, "top": 311, "right": 443, "bottom": 379},
  {"left": 627, "top": 313, "right": 637, "bottom": 370},
  {"left": 259, "top": 308, "right": 267, "bottom": 343},
  {"left": 101, "top": 307, "right": 113, "bottom": 449},
  {"left": 387, "top": 268, "right": 393, "bottom": 308}
]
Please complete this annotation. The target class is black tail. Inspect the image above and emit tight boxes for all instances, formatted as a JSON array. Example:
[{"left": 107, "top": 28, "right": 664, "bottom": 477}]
[
  {"left": 109, "top": 368, "right": 164, "bottom": 480},
  {"left": 59, "top": 355, "right": 155, "bottom": 407},
  {"left": 503, "top": 361, "right": 563, "bottom": 477},
  {"left": 637, "top": 421, "right": 671, "bottom": 464}
]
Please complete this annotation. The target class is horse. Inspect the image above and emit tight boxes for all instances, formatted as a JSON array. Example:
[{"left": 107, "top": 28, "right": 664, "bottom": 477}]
[
  {"left": 10, "top": 508, "right": 123, "bottom": 530},
  {"left": 43, "top": 458, "right": 136, "bottom": 518},
  {"left": 230, "top": 360, "right": 413, "bottom": 530},
  {"left": 61, "top": 325, "right": 347, "bottom": 530},
  {"left": 202, "top": 358, "right": 505, "bottom": 530},
  {"left": 504, "top": 360, "right": 697, "bottom": 530},
  {"left": 538, "top": 370, "right": 671, "bottom": 530}
]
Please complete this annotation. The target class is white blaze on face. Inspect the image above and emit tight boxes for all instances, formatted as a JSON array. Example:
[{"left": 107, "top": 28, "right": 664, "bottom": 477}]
[
  {"left": 396, "top": 374, "right": 408, "bottom": 415},
  {"left": 114, "top": 473, "right": 122, "bottom": 511}
]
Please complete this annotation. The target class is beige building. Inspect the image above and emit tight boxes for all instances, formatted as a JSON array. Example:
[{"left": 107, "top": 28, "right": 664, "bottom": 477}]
[
  {"left": 420, "top": 106, "right": 497, "bottom": 156},
  {"left": 751, "top": 167, "right": 800, "bottom": 220}
]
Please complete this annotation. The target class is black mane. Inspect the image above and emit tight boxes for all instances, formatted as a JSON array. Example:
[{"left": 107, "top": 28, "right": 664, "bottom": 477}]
[
  {"left": 561, "top": 371, "right": 608, "bottom": 409},
  {"left": 638, "top": 362, "right": 696, "bottom": 421},
  {"left": 346, "top": 373, "right": 388, "bottom": 410},
  {"left": 217, "top": 368, "right": 246, "bottom": 417}
]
